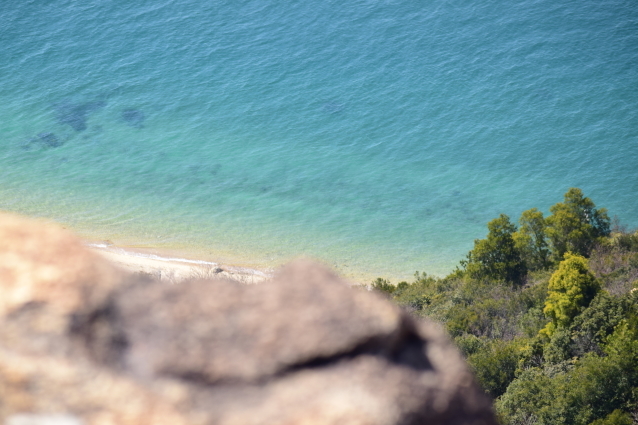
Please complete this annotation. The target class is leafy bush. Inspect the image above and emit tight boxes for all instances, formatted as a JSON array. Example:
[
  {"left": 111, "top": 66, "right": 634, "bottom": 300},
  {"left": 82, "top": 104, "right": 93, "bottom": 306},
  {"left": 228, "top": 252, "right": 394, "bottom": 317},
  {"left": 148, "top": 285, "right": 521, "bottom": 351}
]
[
  {"left": 371, "top": 277, "right": 395, "bottom": 294},
  {"left": 467, "top": 339, "right": 522, "bottom": 398},
  {"left": 454, "top": 333, "right": 486, "bottom": 357},
  {"left": 589, "top": 410, "right": 633, "bottom": 425},
  {"left": 541, "top": 253, "right": 600, "bottom": 336},
  {"left": 569, "top": 291, "right": 627, "bottom": 356},
  {"left": 497, "top": 321, "right": 638, "bottom": 425}
]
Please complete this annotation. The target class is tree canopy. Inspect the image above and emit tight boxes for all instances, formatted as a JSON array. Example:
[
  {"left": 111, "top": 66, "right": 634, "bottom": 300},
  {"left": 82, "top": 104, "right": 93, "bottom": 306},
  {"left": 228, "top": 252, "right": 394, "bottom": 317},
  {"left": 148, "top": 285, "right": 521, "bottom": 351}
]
[
  {"left": 514, "top": 208, "right": 551, "bottom": 271},
  {"left": 546, "top": 188, "right": 610, "bottom": 260},
  {"left": 464, "top": 214, "right": 527, "bottom": 285}
]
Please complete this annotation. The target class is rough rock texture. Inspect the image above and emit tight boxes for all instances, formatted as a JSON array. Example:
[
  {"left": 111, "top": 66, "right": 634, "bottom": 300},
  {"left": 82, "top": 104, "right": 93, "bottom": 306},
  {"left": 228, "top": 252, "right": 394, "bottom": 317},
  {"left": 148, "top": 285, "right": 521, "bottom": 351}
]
[{"left": 0, "top": 212, "right": 497, "bottom": 425}]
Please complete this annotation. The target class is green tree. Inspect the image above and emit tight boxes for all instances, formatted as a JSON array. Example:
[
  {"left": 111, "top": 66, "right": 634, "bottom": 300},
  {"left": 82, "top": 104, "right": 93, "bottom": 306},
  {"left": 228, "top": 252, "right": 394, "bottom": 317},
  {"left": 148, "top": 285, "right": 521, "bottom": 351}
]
[
  {"left": 542, "top": 253, "right": 600, "bottom": 336},
  {"left": 496, "top": 367, "right": 555, "bottom": 425},
  {"left": 546, "top": 188, "right": 611, "bottom": 260},
  {"left": 371, "top": 278, "right": 395, "bottom": 294},
  {"left": 514, "top": 208, "right": 551, "bottom": 271},
  {"left": 465, "top": 214, "right": 527, "bottom": 285}
]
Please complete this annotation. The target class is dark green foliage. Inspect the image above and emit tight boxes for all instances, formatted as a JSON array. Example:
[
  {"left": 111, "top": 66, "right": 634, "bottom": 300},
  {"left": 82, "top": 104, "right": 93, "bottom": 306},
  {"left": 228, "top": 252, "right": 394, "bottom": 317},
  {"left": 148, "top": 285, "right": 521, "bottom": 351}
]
[
  {"left": 515, "top": 208, "right": 552, "bottom": 271},
  {"left": 542, "top": 326, "right": 572, "bottom": 364},
  {"left": 546, "top": 188, "right": 611, "bottom": 261},
  {"left": 371, "top": 277, "right": 395, "bottom": 294},
  {"left": 396, "top": 281, "right": 409, "bottom": 291},
  {"left": 569, "top": 292, "right": 627, "bottom": 356},
  {"left": 464, "top": 214, "right": 527, "bottom": 285}
]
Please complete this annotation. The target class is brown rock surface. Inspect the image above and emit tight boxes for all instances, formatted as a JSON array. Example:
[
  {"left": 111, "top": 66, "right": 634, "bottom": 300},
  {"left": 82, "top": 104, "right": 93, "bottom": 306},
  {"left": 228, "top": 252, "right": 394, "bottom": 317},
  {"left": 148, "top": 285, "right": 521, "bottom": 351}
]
[{"left": 0, "top": 212, "right": 497, "bottom": 425}]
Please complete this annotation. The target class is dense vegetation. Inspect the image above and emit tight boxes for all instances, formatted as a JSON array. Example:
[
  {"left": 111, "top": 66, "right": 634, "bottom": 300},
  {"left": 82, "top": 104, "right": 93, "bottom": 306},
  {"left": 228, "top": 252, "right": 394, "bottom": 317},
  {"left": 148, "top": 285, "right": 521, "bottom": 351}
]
[{"left": 373, "top": 188, "right": 638, "bottom": 425}]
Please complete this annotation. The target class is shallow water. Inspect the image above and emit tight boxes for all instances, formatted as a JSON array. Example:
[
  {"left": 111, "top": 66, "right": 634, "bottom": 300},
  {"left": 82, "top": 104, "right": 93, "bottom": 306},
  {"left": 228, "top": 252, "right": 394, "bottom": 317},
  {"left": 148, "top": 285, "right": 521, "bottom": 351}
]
[{"left": 1, "top": 0, "right": 636, "bottom": 280}]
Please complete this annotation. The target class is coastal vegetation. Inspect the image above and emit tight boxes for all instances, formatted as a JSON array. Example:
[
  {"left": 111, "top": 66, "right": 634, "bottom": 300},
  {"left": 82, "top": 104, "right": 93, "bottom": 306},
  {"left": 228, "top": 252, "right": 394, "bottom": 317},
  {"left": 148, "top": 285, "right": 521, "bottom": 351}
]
[{"left": 373, "top": 188, "right": 638, "bottom": 425}]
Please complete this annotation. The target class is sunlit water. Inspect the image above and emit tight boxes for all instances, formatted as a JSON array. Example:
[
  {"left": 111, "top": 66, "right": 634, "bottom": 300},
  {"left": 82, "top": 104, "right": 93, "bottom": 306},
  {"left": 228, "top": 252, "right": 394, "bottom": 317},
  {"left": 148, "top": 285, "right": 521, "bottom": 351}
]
[{"left": 1, "top": 0, "right": 636, "bottom": 281}]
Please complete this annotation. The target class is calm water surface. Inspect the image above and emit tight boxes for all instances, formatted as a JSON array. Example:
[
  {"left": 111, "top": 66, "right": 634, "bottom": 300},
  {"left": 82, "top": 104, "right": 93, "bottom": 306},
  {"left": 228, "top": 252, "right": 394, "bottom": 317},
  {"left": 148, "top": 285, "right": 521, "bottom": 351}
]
[{"left": 1, "top": 0, "right": 636, "bottom": 280}]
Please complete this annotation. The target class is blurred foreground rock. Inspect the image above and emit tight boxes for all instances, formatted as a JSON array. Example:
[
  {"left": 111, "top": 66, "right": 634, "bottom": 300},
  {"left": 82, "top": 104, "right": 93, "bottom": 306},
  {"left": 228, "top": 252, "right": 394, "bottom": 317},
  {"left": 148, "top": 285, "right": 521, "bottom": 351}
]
[{"left": 0, "top": 212, "right": 497, "bottom": 425}]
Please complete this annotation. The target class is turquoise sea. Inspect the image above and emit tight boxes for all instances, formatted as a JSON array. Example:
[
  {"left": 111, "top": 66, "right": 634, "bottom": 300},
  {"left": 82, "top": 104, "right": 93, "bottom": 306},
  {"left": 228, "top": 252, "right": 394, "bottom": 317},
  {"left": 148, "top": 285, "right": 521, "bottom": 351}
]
[{"left": 1, "top": 0, "right": 636, "bottom": 280}]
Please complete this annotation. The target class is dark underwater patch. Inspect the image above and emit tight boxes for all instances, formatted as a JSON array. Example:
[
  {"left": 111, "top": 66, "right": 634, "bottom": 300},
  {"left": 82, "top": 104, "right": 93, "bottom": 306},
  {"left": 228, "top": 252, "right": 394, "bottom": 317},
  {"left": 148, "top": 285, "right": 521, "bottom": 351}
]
[
  {"left": 121, "top": 109, "right": 145, "bottom": 128},
  {"left": 38, "top": 132, "right": 61, "bottom": 147},
  {"left": 53, "top": 100, "right": 106, "bottom": 131},
  {"left": 25, "top": 132, "right": 63, "bottom": 149}
]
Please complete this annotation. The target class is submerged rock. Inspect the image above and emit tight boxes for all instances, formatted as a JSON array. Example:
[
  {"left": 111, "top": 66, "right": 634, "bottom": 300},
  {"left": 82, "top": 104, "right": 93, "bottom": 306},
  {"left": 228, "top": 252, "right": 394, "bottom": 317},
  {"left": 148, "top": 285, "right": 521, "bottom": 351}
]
[
  {"left": 121, "top": 109, "right": 145, "bottom": 128},
  {"left": 53, "top": 100, "right": 106, "bottom": 131},
  {"left": 0, "top": 212, "right": 497, "bottom": 425}
]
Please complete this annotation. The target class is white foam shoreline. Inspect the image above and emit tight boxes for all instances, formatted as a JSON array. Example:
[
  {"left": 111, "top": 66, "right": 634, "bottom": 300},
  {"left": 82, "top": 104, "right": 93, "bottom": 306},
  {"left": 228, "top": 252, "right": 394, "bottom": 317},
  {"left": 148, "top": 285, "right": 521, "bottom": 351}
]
[{"left": 86, "top": 242, "right": 273, "bottom": 283}]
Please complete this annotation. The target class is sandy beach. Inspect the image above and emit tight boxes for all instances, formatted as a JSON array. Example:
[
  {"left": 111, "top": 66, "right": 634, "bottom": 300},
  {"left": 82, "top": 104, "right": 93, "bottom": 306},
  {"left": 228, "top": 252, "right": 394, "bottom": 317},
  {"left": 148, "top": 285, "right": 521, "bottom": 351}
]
[{"left": 87, "top": 242, "right": 274, "bottom": 284}]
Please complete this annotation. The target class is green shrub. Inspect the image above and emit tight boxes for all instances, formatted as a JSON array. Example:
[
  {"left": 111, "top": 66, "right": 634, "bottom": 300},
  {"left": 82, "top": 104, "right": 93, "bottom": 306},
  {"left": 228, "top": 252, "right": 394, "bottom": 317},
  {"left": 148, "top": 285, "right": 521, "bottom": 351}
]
[
  {"left": 468, "top": 339, "right": 521, "bottom": 398},
  {"left": 497, "top": 320, "right": 638, "bottom": 425},
  {"left": 454, "top": 333, "right": 486, "bottom": 357},
  {"left": 589, "top": 410, "right": 632, "bottom": 425},
  {"left": 542, "top": 253, "right": 600, "bottom": 336},
  {"left": 543, "top": 326, "right": 572, "bottom": 365},
  {"left": 570, "top": 291, "right": 627, "bottom": 356},
  {"left": 371, "top": 277, "right": 395, "bottom": 294}
]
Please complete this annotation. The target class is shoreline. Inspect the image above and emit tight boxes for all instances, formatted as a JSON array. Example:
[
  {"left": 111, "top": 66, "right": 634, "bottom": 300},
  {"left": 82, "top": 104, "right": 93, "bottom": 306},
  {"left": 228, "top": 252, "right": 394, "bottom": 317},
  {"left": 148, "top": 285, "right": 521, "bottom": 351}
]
[
  {"left": 0, "top": 207, "right": 454, "bottom": 284},
  {"left": 87, "top": 241, "right": 274, "bottom": 284},
  {"left": 1, "top": 209, "right": 404, "bottom": 284}
]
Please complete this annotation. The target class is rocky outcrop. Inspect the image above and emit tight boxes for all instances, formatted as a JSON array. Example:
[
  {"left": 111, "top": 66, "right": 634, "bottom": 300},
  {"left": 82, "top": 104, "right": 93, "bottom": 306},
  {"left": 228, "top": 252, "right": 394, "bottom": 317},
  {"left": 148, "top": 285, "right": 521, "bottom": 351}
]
[{"left": 0, "top": 212, "right": 497, "bottom": 425}]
